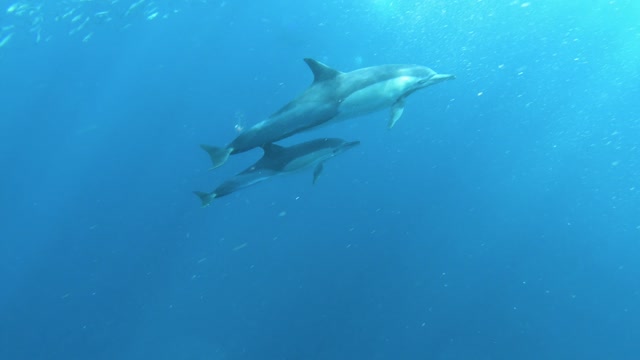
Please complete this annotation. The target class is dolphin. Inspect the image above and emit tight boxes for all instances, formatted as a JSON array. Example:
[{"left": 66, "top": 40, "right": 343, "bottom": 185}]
[
  {"left": 201, "top": 58, "right": 454, "bottom": 168},
  {"left": 193, "top": 138, "right": 360, "bottom": 207}
]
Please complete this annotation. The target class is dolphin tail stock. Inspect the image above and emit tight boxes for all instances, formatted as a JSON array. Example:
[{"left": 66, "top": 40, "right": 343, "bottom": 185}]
[
  {"left": 200, "top": 145, "right": 233, "bottom": 169},
  {"left": 193, "top": 191, "right": 217, "bottom": 207}
]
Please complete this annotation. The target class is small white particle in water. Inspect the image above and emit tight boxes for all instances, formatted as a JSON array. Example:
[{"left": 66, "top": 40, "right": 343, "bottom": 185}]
[
  {"left": 82, "top": 32, "right": 93, "bottom": 43},
  {"left": 477, "top": 91, "right": 484, "bottom": 96},
  {"left": 0, "top": 33, "right": 14, "bottom": 48},
  {"left": 278, "top": 211, "right": 286, "bottom": 217},
  {"left": 232, "top": 243, "right": 247, "bottom": 251},
  {"left": 612, "top": 160, "right": 620, "bottom": 166},
  {"left": 521, "top": 2, "right": 531, "bottom": 8}
]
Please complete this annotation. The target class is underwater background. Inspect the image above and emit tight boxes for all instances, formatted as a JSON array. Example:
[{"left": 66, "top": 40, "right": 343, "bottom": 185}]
[{"left": 1, "top": 0, "right": 640, "bottom": 359}]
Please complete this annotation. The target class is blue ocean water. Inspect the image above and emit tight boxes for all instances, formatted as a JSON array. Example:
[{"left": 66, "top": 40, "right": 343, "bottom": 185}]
[{"left": 1, "top": 0, "right": 640, "bottom": 359}]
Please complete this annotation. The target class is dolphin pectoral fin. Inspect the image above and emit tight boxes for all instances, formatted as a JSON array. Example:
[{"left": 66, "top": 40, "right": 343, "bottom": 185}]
[
  {"left": 200, "top": 145, "right": 233, "bottom": 169},
  {"left": 193, "top": 191, "right": 217, "bottom": 207},
  {"left": 312, "top": 162, "right": 325, "bottom": 185},
  {"left": 389, "top": 98, "right": 406, "bottom": 129}
]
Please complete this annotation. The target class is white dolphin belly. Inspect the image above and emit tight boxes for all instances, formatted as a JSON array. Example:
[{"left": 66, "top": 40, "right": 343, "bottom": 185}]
[
  {"left": 282, "top": 149, "right": 334, "bottom": 172},
  {"left": 336, "top": 76, "right": 413, "bottom": 119}
]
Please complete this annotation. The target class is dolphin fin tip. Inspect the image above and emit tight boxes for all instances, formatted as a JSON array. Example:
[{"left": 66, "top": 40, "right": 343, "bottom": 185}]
[
  {"left": 200, "top": 145, "right": 232, "bottom": 168},
  {"left": 193, "top": 191, "right": 216, "bottom": 207},
  {"left": 312, "top": 162, "right": 324, "bottom": 184},
  {"left": 388, "top": 98, "right": 405, "bottom": 129},
  {"left": 304, "top": 58, "right": 342, "bottom": 83}
]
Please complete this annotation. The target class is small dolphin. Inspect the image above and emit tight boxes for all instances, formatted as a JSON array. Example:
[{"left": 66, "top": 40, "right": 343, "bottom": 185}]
[
  {"left": 201, "top": 58, "right": 454, "bottom": 168},
  {"left": 194, "top": 138, "right": 360, "bottom": 207}
]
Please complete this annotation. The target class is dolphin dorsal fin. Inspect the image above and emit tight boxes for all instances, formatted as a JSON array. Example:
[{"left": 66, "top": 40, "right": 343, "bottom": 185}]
[
  {"left": 304, "top": 58, "right": 342, "bottom": 83},
  {"left": 261, "top": 143, "right": 286, "bottom": 157}
]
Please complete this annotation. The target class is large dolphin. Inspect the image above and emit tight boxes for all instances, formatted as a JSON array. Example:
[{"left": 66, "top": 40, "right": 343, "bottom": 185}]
[
  {"left": 201, "top": 58, "right": 454, "bottom": 168},
  {"left": 194, "top": 138, "right": 360, "bottom": 207}
]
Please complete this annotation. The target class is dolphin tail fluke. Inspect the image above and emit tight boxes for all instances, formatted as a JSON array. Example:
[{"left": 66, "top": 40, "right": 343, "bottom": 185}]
[
  {"left": 193, "top": 191, "right": 217, "bottom": 207},
  {"left": 200, "top": 145, "right": 232, "bottom": 169}
]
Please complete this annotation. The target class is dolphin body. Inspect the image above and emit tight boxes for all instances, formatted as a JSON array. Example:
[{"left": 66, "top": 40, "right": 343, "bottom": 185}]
[
  {"left": 194, "top": 138, "right": 360, "bottom": 207},
  {"left": 201, "top": 58, "right": 454, "bottom": 168}
]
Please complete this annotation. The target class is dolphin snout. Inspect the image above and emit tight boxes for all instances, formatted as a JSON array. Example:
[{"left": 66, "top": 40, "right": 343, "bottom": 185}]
[{"left": 433, "top": 73, "right": 456, "bottom": 82}]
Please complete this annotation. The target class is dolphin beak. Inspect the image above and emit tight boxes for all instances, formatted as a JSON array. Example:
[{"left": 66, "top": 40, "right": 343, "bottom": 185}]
[
  {"left": 432, "top": 73, "right": 456, "bottom": 83},
  {"left": 345, "top": 140, "right": 361, "bottom": 148}
]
